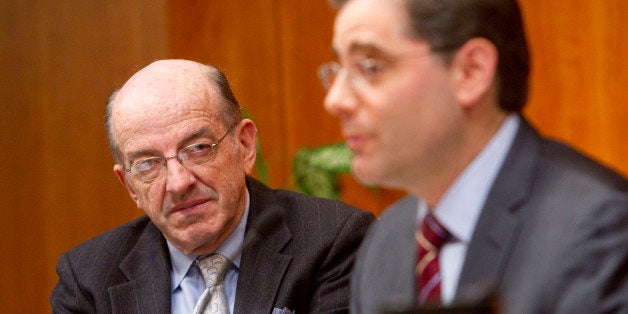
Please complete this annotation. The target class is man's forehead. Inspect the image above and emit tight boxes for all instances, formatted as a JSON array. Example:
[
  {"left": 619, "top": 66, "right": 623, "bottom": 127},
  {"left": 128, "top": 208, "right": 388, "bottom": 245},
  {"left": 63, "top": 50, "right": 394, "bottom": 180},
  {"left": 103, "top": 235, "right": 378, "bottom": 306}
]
[
  {"left": 110, "top": 74, "right": 219, "bottom": 145},
  {"left": 111, "top": 95, "right": 219, "bottom": 157},
  {"left": 332, "top": 0, "right": 409, "bottom": 55},
  {"left": 128, "top": 59, "right": 205, "bottom": 81},
  {"left": 120, "top": 61, "right": 207, "bottom": 98},
  {"left": 114, "top": 62, "right": 216, "bottom": 112},
  {"left": 113, "top": 86, "right": 214, "bottom": 123}
]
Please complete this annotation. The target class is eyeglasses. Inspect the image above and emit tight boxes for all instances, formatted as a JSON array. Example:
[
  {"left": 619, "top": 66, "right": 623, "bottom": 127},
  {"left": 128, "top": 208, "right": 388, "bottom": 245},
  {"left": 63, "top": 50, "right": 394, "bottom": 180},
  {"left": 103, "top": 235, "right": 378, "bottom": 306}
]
[
  {"left": 317, "top": 50, "right": 433, "bottom": 91},
  {"left": 318, "top": 59, "right": 371, "bottom": 91},
  {"left": 123, "top": 126, "right": 233, "bottom": 182}
]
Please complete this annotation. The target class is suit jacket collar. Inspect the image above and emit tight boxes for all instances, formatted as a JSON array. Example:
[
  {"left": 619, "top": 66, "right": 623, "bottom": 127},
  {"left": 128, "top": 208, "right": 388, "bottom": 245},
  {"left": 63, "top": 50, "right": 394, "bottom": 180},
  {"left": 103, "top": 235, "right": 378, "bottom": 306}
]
[
  {"left": 383, "top": 195, "right": 424, "bottom": 304},
  {"left": 454, "top": 118, "right": 541, "bottom": 303},
  {"left": 106, "top": 177, "right": 291, "bottom": 313},
  {"left": 109, "top": 221, "right": 172, "bottom": 312},
  {"left": 234, "top": 177, "right": 293, "bottom": 313}
]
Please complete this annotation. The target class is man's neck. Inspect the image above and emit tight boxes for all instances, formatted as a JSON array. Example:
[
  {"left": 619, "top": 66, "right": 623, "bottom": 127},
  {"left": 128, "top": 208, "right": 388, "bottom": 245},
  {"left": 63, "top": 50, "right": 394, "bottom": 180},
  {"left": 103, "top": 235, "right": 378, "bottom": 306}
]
[{"left": 414, "top": 111, "right": 510, "bottom": 208}]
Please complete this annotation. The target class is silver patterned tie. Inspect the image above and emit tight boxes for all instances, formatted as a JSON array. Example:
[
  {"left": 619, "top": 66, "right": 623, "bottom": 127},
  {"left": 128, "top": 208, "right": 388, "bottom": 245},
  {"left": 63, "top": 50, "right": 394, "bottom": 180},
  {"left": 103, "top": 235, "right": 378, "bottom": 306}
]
[{"left": 194, "top": 253, "right": 231, "bottom": 314}]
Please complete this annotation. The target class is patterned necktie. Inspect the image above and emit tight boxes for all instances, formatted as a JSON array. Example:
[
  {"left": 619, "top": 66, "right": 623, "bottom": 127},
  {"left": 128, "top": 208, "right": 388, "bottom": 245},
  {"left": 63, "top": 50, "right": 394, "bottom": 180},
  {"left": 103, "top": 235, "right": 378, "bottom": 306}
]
[
  {"left": 415, "top": 213, "right": 452, "bottom": 306},
  {"left": 194, "top": 253, "right": 231, "bottom": 314}
]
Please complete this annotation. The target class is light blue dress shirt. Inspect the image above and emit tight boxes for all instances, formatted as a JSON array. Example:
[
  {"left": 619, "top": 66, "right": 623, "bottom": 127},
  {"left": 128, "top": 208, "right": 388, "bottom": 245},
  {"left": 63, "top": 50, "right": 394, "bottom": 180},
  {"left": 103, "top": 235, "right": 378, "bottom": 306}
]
[
  {"left": 416, "top": 114, "right": 520, "bottom": 305},
  {"left": 169, "top": 192, "right": 250, "bottom": 314}
]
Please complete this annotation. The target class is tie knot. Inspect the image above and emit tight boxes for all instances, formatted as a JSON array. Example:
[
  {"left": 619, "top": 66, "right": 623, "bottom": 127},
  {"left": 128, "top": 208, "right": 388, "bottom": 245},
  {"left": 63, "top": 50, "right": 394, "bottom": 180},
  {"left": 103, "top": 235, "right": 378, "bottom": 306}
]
[
  {"left": 419, "top": 214, "right": 452, "bottom": 250},
  {"left": 196, "top": 253, "right": 230, "bottom": 287}
]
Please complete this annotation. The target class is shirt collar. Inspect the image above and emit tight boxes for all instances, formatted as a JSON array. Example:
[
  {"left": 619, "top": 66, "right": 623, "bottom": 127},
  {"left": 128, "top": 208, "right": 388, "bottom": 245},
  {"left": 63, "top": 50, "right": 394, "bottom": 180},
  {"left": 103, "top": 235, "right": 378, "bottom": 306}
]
[
  {"left": 167, "top": 188, "right": 250, "bottom": 292},
  {"left": 431, "top": 114, "right": 520, "bottom": 243}
]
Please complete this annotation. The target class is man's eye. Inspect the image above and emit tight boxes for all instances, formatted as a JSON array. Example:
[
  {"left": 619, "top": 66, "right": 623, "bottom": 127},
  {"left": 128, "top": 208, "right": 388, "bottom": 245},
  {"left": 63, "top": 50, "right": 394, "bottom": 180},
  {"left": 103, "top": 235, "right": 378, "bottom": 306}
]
[
  {"left": 357, "top": 58, "right": 382, "bottom": 78},
  {"left": 184, "top": 143, "right": 212, "bottom": 157},
  {"left": 134, "top": 158, "right": 163, "bottom": 172}
]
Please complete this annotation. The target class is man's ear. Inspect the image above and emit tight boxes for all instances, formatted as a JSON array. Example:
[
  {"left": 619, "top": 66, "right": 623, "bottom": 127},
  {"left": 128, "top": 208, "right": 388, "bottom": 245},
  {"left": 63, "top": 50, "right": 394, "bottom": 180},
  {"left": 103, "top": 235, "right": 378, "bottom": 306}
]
[
  {"left": 450, "top": 38, "right": 498, "bottom": 109},
  {"left": 236, "top": 119, "right": 258, "bottom": 175},
  {"left": 113, "top": 164, "right": 139, "bottom": 204}
]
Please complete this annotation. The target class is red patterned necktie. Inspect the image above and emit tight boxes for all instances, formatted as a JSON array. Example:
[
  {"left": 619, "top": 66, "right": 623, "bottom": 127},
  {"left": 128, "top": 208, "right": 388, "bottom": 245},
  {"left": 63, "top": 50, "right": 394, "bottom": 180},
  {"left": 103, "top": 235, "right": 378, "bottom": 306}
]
[{"left": 416, "top": 213, "right": 452, "bottom": 306}]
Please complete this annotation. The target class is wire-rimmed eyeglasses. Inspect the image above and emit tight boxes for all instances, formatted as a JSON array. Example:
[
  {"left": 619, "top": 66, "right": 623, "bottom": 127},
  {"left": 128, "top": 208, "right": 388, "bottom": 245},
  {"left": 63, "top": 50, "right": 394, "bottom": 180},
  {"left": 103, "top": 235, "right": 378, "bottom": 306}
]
[
  {"left": 317, "top": 59, "right": 376, "bottom": 91},
  {"left": 317, "top": 50, "right": 434, "bottom": 91},
  {"left": 123, "top": 126, "right": 233, "bottom": 182}
]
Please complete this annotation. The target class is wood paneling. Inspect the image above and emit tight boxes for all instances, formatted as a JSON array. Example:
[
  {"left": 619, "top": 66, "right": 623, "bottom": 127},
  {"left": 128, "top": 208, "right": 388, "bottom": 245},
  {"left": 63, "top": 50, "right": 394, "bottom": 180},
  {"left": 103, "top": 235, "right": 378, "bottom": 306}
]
[
  {"left": 521, "top": 0, "right": 627, "bottom": 176},
  {"left": 1, "top": 0, "right": 625, "bottom": 312},
  {"left": 1, "top": 1, "right": 168, "bottom": 312}
]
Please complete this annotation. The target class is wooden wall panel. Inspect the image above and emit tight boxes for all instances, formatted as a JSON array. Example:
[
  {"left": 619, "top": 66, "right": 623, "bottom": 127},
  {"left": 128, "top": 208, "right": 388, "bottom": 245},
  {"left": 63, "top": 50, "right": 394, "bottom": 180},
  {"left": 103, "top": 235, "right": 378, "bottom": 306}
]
[
  {"left": 0, "top": 1, "right": 168, "bottom": 312},
  {"left": 521, "top": 0, "right": 627, "bottom": 176},
  {"left": 277, "top": 2, "right": 339, "bottom": 149}
]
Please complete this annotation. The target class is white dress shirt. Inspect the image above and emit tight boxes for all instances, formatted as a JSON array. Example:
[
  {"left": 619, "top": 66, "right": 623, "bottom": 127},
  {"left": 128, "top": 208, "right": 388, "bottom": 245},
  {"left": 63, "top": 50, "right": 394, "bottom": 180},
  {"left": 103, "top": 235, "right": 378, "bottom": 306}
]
[{"left": 416, "top": 114, "right": 520, "bottom": 305}]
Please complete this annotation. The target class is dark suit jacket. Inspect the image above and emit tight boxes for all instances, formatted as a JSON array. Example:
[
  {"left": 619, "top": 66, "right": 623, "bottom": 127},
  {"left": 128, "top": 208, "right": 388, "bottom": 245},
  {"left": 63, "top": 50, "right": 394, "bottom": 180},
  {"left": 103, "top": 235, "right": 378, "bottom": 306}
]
[
  {"left": 350, "top": 118, "right": 627, "bottom": 313},
  {"left": 51, "top": 177, "right": 375, "bottom": 313}
]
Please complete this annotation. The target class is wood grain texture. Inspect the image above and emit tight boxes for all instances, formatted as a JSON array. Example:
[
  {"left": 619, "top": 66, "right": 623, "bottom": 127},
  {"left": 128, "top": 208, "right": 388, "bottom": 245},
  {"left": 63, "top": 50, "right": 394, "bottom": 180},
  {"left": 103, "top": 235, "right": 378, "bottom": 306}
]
[
  {"left": 1, "top": 1, "right": 168, "bottom": 312},
  {"left": 521, "top": 0, "right": 627, "bottom": 175}
]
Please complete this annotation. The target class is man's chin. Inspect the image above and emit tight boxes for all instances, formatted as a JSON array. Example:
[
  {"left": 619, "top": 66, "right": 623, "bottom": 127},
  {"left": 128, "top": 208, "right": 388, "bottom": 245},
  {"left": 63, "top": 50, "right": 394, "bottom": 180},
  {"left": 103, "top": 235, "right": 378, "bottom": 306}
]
[
  {"left": 351, "top": 160, "right": 380, "bottom": 186},
  {"left": 168, "top": 235, "right": 212, "bottom": 255},
  {"left": 162, "top": 223, "right": 211, "bottom": 252}
]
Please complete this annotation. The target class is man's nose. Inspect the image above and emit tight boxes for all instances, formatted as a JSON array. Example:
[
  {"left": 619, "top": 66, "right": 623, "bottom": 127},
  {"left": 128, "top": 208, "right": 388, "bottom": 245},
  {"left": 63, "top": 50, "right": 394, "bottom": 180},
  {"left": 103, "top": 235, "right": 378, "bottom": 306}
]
[
  {"left": 323, "top": 70, "right": 358, "bottom": 119},
  {"left": 164, "top": 157, "right": 197, "bottom": 194}
]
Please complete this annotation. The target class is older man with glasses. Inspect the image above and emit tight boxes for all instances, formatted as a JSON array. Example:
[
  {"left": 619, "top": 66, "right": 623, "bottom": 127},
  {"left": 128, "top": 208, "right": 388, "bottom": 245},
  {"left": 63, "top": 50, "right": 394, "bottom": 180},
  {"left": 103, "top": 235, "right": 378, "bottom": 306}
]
[{"left": 51, "top": 59, "right": 375, "bottom": 313}]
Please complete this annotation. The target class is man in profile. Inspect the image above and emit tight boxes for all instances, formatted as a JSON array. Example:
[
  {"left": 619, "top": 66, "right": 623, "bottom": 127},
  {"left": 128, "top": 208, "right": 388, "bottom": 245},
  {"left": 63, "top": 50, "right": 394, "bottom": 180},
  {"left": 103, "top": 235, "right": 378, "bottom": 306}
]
[{"left": 320, "top": 0, "right": 628, "bottom": 312}]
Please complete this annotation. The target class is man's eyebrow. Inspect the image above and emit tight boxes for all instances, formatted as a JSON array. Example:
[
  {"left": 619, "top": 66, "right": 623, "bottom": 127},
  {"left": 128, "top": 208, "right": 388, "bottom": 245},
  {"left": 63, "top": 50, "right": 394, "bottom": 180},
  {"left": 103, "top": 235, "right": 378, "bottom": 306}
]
[
  {"left": 181, "top": 127, "right": 211, "bottom": 143},
  {"left": 348, "top": 42, "right": 385, "bottom": 55},
  {"left": 126, "top": 148, "right": 160, "bottom": 162},
  {"left": 332, "top": 43, "right": 388, "bottom": 59},
  {"left": 125, "top": 127, "right": 215, "bottom": 161},
  {"left": 333, "top": 42, "right": 387, "bottom": 58}
]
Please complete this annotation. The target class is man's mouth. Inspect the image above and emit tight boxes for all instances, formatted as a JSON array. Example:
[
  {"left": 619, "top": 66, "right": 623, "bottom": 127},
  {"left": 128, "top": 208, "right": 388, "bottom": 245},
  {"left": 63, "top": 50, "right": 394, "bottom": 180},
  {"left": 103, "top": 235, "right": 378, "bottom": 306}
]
[{"left": 169, "top": 199, "right": 210, "bottom": 215}]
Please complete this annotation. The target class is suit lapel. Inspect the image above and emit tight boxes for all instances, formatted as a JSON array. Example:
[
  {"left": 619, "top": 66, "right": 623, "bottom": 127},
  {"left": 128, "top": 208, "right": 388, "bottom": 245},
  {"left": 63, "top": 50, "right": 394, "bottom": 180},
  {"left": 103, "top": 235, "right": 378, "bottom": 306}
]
[
  {"left": 235, "top": 177, "right": 293, "bottom": 313},
  {"left": 386, "top": 196, "right": 424, "bottom": 304},
  {"left": 454, "top": 119, "right": 541, "bottom": 303},
  {"left": 109, "top": 222, "right": 172, "bottom": 313},
  {"left": 235, "top": 233, "right": 292, "bottom": 312}
]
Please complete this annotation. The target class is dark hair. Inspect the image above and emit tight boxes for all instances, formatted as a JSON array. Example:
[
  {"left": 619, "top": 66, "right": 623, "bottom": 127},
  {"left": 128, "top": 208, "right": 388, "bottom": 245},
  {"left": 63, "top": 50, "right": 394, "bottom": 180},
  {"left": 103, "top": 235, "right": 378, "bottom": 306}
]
[
  {"left": 104, "top": 64, "right": 243, "bottom": 164},
  {"left": 331, "top": 0, "right": 530, "bottom": 112}
]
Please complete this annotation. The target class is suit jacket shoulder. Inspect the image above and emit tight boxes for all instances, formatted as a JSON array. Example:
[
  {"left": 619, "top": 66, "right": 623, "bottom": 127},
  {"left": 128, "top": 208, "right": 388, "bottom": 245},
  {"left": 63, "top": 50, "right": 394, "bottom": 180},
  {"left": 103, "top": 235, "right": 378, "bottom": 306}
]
[
  {"left": 51, "top": 216, "right": 172, "bottom": 313},
  {"left": 52, "top": 178, "right": 375, "bottom": 314},
  {"left": 235, "top": 177, "right": 376, "bottom": 313},
  {"left": 350, "top": 195, "right": 419, "bottom": 313},
  {"left": 458, "top": 118, "right": 627, "bottom": 313},
  {"left": 350, "top": 118, "right": 627, "bottom": 314}
]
